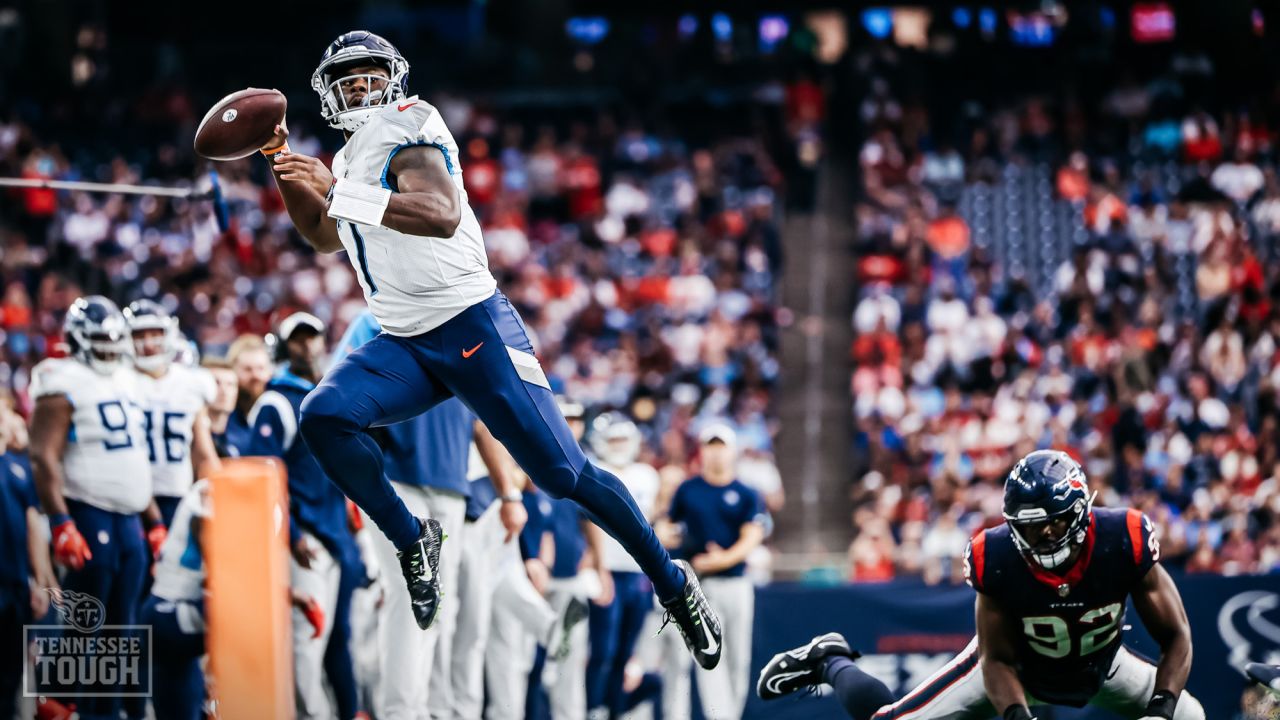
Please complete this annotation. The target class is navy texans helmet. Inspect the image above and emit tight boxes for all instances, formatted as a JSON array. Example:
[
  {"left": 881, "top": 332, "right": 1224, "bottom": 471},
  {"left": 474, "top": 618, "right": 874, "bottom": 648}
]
[
  {"left": 64, "top": 296, "right": 131, "bottom": 375},
  {"left": 123, "top": 299, "right": 182, "bottom": 373},
  {"left": 311, "top": 30, "right": 410, "bottom": 133},
  {"left": 1002, "top": 449, "right": 1096, "bottom": 570}
]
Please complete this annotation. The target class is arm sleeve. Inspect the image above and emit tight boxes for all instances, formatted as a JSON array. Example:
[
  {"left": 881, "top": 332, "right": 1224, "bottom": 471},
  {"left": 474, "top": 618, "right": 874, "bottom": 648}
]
[
  {"left": 1124, "top": 509, "right": 1160, "bottom": 579},
  {"left": 963, "top": 531, "right": 987, "bottom": 593}
]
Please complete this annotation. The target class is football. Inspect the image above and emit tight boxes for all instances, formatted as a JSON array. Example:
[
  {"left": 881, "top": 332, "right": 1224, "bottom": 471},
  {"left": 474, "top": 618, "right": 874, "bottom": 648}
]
[{"left": 193, "top": 88, "right": 287, "bottom": 161}]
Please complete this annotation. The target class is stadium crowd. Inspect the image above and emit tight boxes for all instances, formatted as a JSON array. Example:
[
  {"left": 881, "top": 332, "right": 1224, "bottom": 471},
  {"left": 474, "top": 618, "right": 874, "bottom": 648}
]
[
  {"left": 0, "top": 69, "right": 789, "bottom": 719},
  {"left": 0, "top": 96, "right": 787, "bottom": 485},
  {"left": 847, "top": 43, "right": 1280, "bottom": 584}
]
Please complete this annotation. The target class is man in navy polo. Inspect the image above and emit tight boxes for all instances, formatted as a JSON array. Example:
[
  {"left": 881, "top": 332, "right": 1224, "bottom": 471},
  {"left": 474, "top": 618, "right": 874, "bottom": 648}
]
[{"left": 663, "top": 423, "right": 768, "bottom": 720}]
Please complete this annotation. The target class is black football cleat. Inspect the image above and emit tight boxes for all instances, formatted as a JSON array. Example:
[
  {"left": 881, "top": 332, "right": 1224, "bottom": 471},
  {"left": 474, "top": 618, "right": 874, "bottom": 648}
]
[
  {"left": 397, "top": 517, "right": 445, "bottom": 630},
  {"left": 659, "top": 560, "right": 723, "bottom": 670},
  {"left": 756, "top": 632, "right": 858, "bottom": 700},
  {"left": 1246, "top": 662, "right": 1280, "bottom": 697}
]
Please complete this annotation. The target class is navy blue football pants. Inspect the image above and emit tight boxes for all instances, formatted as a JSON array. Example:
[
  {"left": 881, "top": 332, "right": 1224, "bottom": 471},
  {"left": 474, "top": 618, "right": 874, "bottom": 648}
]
[
  {"left": 62, "top": 500, "right": 148, "bottom": 720},
  {"left": 299, "top": 292, "right": 685, "bottom": 602}
]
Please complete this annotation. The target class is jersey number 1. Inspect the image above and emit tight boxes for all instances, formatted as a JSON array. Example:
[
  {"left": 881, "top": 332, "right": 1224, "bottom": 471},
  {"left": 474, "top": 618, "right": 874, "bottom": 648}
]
[{"left": 1022, "top": 602, "right": 1123, "bottom": 659}]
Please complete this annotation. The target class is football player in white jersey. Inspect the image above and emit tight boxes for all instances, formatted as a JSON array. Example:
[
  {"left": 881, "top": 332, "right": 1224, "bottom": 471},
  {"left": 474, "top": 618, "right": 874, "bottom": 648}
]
[
  {"left": 585, "top": 413, "right": 662, "bottom": 720},
  {"left": 258, "top": 30, "right": 721, "bottom": 671},
  {"left": 29, "top": 296, "right": 153, "bottom": 717},
  {"left": 124, "top": 299, "right": 223, "bottom": 528}
]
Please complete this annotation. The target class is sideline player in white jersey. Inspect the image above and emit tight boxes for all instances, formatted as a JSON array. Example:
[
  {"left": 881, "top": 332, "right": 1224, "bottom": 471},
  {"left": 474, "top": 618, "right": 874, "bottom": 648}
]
[
  {"left": 29, "top": 296, "right": 154, "bottom": 718},
  {"left": 258, "top": 29, "right": 721, "bottom": 671},
  {"left": 585, "top": 413, "right": 662, "bottom": 720},
  {"left": 124, "top": 299, "right": 223, "bottom": 529}
]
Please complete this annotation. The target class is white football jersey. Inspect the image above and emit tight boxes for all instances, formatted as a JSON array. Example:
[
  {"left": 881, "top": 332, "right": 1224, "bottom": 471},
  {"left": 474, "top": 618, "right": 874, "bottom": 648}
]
[
  {"left": 331, "top": 96, "right": 497, "bottom": 336},
  {"left": 152, "top": 479, "right": 210, "bottom": 604},
  {"left": 133, "top": 364, "right": 217, "bottom": 498},
  {"left": 30, "top": 358, "right": 152, "bottom": 514},
  {"left": 599, "top": 462, "right": 661, "bottom": 573}
]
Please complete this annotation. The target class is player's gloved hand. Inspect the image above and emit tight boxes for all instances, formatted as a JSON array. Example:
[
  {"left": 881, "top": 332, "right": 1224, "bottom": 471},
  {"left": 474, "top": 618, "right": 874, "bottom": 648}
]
[
  {"left": 147, "top": 524, "right": 168, "bottom": 559},
  {"left": 300, "top": 597, "right": 325, "bottom": 639},
  {"left": 347, "top": 499, "right": 364, "bottom": 533},
  {"left": 51, "top": 517, "right": 93, "bottom": 571}
]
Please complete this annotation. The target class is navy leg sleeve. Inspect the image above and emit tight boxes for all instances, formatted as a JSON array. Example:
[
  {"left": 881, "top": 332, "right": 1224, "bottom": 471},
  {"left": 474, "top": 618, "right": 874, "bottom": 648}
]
[{"left": 823, "top": 656, "right": 895, "bottom": 720}]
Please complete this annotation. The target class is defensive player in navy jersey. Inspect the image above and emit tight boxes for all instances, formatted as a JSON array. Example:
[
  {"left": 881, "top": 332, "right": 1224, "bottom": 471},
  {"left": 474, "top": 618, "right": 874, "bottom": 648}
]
[
  {"left": 756, "top": 450, "right": 1205, "bottom": 720},
  {"left": 259, "top": 30, "right": 719, "bottom": 667}
]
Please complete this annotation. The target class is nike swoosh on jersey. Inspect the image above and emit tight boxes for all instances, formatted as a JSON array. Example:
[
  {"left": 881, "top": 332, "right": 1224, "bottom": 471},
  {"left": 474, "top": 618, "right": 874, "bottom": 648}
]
[
  {"left": 398, "top": 102, "right": 417, "bottom": 112},
  {"left": 462, "top": 342, "right": 484, "bottom": 358}
]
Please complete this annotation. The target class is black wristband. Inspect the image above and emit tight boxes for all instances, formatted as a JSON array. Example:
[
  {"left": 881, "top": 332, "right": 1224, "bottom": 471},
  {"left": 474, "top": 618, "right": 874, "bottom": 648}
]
[
  {"left": 1003, "top": 705, "right": 1034, "bottom": 720},
  {"left": 1145, "top": 689, "right": 1178, "bottom": 719}
]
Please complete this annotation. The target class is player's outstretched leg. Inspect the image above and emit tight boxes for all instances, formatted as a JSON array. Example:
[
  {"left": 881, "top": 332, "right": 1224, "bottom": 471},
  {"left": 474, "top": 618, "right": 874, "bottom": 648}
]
[
  {"left": 298, "top": 334, "right": 449, "bottom": 630},
  {"left": 426, "top": 292, "right": 723, "bottom": 668},
  {"left": 757, "top": 633, "right": 893, "bottom": 720}
]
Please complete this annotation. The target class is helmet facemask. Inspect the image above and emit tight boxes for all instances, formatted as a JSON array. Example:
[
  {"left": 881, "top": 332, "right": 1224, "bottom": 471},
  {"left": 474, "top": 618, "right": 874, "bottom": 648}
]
[
  {"left": 1006, "top": 492, "right": 1095, "bottom": 570},
  {"left": 72, "top": 324, "right": 131, "bottom": 375},
  {"left": 312, "top": 52, "right": 409, "bottom": 133}
]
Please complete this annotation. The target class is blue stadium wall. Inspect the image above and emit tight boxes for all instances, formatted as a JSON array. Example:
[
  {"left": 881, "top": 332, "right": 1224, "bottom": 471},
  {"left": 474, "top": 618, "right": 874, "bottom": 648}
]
[{"left": 738, "top": 574, "right": 1280, "bottom": 719}]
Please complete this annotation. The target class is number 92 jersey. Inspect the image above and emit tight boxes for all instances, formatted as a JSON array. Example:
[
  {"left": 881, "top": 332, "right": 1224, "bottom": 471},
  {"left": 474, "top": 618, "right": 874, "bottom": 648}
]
[
  {"left": 963, "top": 507, "right": 1160, "bottom": 707},
  {"left": 133, "top": 365, "right": 217, "bottom": 498},
  {"left": 30, "top": 358, "right": 152, "bottom": 514}
]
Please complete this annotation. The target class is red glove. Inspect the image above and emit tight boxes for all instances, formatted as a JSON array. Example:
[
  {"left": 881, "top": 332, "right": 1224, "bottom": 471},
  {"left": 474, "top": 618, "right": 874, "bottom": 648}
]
[
  {"left": 51, "top": 520, "right": 92, "bottom": 571},
  {"left": 301, "top": 597, "right": 326, "bottom": 639},
  {"left": 147, "top": 524, "right": 168, "bottom": 559},
  {"left": 34, "top": 696, "right": 76, "bottom": 720},
  {"left": 347, "top": 499, "right": 364, "bottom": 533}
]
